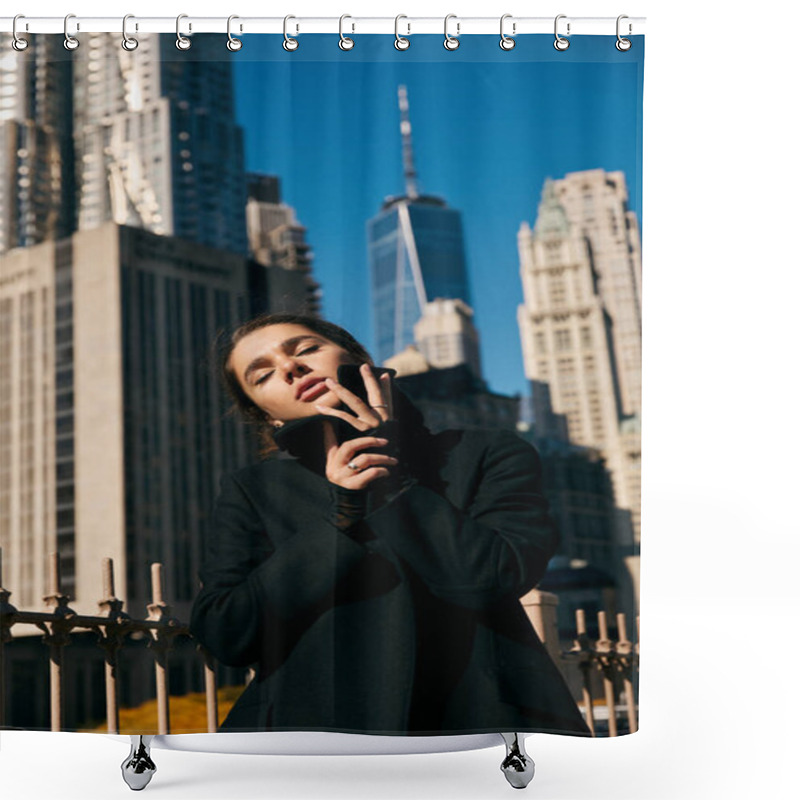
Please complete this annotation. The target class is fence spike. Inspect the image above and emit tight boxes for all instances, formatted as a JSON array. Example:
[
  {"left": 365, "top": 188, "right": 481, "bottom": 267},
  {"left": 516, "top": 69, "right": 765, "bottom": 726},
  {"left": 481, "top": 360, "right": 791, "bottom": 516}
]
[
  {"left": 617, "top": 613, "right": 629, "bottom": 644},
  {"left": 597, "top": 610, "right": 609, "bottom": 641},
  {"left": 103, "top": 558, "right": 114, "bottom": 599},
  {"left": 576, "top": 608, "right": 587, "bottom": 636},
  {"left": 49, "top": 551, "right": 61, "bottom": 597},
  {"left": 151, "top": 563, "right": 163, "bottom": 605}
]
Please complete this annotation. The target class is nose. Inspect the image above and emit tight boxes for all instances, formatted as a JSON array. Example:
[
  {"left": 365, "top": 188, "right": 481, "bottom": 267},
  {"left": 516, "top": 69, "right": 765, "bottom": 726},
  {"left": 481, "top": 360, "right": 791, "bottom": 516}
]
[{"left": 277, "top": 355, "right": 308, "bottom": 382}]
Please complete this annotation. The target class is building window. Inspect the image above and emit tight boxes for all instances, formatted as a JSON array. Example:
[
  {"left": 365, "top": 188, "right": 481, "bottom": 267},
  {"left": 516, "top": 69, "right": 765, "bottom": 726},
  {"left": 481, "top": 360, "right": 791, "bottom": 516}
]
[
  {"left": 550, "top": 277, "right": 566, "bottom": 307},
  {"left": 555, "top": 329, "right": 571, "bottom": 351}
]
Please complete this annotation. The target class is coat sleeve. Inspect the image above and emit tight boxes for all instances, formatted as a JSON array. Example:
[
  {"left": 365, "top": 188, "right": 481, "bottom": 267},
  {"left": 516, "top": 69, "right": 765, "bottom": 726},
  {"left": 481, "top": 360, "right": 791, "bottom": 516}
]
[
  {"left": 189, "top": 471, "right": 392, "bottom": 668},
  {"left": 362, "top": 430, "right": 558, "bottom": 609}
]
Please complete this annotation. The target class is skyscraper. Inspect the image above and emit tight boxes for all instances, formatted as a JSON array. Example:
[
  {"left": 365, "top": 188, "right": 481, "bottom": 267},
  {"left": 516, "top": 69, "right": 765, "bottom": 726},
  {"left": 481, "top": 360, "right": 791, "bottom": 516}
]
[
  {"left": 72, "top": 33, "right": 247, "bottom": 255},
  {"left": 413, "top": 298, "right": 482, "bottom": 378},
  {"left": 551, "top": 170, "right": 642, "bottom": 417},
  {"left": 0, "top": 35, "right": 294, "bottom": 621},
  {"left": 0, "top": 223, "right": 253, "bottom": 618},
  {"left": 367, "top": 86, "right": 471, "bottom": 364},
  {"left": 245, "top": 173, "right": 321, "bottom": 315},
  {"left": 0, "top": 38, "right": 75, "bottom": 253},
  {"left": 517, "top": 172, "right": 642, "bottom": 548}
]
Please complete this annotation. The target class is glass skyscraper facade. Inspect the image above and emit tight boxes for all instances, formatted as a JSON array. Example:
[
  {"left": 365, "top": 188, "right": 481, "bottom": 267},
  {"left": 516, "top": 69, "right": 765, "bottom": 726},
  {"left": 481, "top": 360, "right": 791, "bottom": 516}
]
[{"left": 367, "top": 195, "right": 471, "bottom": 365}]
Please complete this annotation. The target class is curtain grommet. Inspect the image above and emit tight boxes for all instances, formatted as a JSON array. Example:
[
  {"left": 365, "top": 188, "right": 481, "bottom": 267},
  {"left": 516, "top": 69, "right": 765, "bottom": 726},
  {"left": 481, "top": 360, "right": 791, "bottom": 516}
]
[
  {"left": 12, "top": 14, "right": 29, "bottom": 51},
  {"left": 176, "top": 14, "right": 192, "bottom": 51},
  {"left": 339, "top": 14, "right": 354, "bottom": 51},
  {"left": 554, "top": 14, "right": 570, "bottom": 51},
  {"left": 499, "top": 14, "right": 516, "bottom": 51},
  {"left": 444, "top": 14, "right": 460, "bottom": 51},
  {"left": 63, "top": 14, "right": 79, "bottom": 50},
  {"left": 283, "top": 15, "right": 299, "bottom": 51},
  {"left": 616, "top": 15, "right": 632, "bottom": 51},
  {"left": 121, "top": 14, "right": 138, "bottom": 51},
  {"left": 394, "top": 15, "right": 410, "bottom": 50},
  {"left": 226, "top": 15, "right": 242, "bottom": 51}
]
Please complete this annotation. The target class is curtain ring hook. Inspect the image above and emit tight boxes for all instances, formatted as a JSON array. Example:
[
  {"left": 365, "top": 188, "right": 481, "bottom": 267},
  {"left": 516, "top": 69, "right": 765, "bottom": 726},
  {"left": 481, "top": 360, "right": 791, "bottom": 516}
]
[
  {"left": 176, "top": 13, "right": 192, "bottom": 50},
  {"left": 616, "top": 15, "right": 632, "bottom": 51},
  {"left": 283, "top": 15, "right": 299, "bottom": 51},
  {"left": 499, "top": 14, "right": 516, "bottom": 51},
  {"left": 443, "top": 14, "right": 460, "bottom": 51},
  {"left": 554, "top": 14, "right": 570, "bottom": 51},
  {"left": 226, "top": 15, "right": 242, "bottom": 51},
  {"left": 12, "top": 14, "right": 29, "bottom": 51},
  {"left": 63, "top": 13, "right": 79, "bottom": 51},
  {"left": 339, "top": 14, "right": 354, "bottom": 51},
  {"left": 121, "top": 14, "right": 138, "bottom": 51},
  {"left": 394, "top": 15, "right": 410, "bottom": 50}
]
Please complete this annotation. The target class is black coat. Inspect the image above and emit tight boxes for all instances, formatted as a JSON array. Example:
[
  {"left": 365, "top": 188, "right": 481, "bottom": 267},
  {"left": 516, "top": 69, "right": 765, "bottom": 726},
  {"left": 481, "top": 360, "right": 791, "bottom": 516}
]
[{"left": 189, "top": 392, "right": 589, "bottom": 736}]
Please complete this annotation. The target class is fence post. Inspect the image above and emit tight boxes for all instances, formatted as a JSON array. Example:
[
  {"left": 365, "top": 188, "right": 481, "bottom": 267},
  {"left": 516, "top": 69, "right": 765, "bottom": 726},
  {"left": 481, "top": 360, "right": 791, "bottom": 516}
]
[
  {"left": 572, "top": 608, "right": 595, "bottom": 736},
  {"left": 616, "top": 612, "right": 638, "bottom": 733},
  {"left": 0, "top": 546, "right": 19, "bottom": 728},
  {"left": 596, "top": 611, "right": 617, "bottom": 737},
  {"left": 198, "top": 645, "right": 218, "bottom": 733},
  {"left": 520, "top": 588, "right": 562, "bottom": 667},
  {"left": 97, "top": 557, "right": 130, "bottom": 734},
  {"left": 146, "top": 563, "right": 175, "bottom": 735},
  {"left": 42, "top": 552, "right": 76, "bottom": 732}
]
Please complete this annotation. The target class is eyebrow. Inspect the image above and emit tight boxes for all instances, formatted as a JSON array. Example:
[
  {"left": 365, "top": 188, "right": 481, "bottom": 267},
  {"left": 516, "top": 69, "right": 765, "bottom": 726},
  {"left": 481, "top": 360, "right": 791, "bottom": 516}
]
[{"left": 242, "top": 335, "right": 323, "bottom": 385}]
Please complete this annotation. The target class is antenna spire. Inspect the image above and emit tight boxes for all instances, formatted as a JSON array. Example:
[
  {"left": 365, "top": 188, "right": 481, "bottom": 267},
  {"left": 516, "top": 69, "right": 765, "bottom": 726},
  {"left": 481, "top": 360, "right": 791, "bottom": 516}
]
[{"left": 398, "top": 85, "right": 419, "bottom": 200}]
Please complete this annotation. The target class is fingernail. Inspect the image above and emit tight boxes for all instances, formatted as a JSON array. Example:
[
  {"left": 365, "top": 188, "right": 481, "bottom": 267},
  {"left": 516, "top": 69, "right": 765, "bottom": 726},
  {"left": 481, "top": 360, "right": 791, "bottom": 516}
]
[{"left": 377, "top": 438, "right": 389, "bottom": 443}]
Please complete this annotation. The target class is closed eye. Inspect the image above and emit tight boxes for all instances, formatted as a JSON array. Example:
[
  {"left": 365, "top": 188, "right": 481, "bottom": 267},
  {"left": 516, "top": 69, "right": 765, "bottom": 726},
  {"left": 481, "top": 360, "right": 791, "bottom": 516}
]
[{"left": 252, "top": 344, "right": 319, "bottom": 386}]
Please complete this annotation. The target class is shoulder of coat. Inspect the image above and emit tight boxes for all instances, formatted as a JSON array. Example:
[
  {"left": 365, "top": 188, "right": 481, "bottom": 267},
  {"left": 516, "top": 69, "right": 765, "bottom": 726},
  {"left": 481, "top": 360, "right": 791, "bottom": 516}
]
[{"left": 228, "top": 454, "right": 296, "bottom": 485}]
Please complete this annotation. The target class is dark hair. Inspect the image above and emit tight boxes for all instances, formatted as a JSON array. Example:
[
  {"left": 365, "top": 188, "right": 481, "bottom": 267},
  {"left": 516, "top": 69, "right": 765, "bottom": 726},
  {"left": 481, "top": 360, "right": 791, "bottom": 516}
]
[{"left": 217, "top": 312, "right": 373, "bottom": 456}]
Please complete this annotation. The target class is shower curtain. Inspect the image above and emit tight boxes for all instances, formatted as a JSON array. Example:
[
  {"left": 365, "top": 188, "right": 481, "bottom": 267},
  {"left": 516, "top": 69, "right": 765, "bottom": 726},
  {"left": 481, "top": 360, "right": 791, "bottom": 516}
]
[{"left": 0, "top": 27, "right": 643, "bottom": 739}]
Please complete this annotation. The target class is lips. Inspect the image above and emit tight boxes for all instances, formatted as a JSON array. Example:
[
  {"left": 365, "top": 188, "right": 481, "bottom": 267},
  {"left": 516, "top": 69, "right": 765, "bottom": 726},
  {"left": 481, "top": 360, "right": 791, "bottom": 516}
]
[{"left": 296, "top": 377, "right": 328, "bottom": 402}]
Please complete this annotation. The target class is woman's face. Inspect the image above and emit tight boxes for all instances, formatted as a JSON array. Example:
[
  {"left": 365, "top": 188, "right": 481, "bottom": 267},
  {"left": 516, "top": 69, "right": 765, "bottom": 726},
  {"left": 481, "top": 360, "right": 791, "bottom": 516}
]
[{"left": 228, "top": 323, "right": 361, "bottom": 425}]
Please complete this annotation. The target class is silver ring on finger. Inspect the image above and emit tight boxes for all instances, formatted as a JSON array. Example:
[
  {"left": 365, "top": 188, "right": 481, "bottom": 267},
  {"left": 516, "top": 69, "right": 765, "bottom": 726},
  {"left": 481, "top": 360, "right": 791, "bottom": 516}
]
[
  {"left": 370, "top": 404, "right": 388, "bottom": 409},
  {"left": 347, "top": 460, "right": 361, "bottom": 471}
]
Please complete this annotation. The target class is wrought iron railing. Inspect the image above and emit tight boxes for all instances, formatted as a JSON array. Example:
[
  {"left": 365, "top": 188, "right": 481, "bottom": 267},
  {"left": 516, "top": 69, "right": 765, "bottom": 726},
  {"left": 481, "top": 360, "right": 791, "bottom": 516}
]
[{"left": 1, "top": 546, "right": 638, "bottom": 736}]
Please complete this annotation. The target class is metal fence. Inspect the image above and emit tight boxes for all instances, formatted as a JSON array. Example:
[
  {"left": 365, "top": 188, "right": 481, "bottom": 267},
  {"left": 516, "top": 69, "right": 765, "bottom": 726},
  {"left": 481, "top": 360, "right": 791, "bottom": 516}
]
[
  {"left": 0, "top": 547, "right": 638, "bottom": 736},
  {"left": 0, "top": 548, "right": 220, "bottom": 734},
  {"left": 565, "top": 608, "right": 639, "bottom": 735}
]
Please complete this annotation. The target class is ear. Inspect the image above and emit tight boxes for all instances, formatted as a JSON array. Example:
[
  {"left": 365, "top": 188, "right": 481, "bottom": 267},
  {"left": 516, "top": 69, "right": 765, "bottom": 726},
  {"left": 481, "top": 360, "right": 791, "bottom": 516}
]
[{"left": 264, "top": 411, "right": 284, "bottom": 428}]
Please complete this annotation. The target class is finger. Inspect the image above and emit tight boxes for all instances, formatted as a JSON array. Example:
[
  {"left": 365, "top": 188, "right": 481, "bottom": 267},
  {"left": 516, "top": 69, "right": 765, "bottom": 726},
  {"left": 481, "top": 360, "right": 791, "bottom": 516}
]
[
  {"left": 338, "top": 436, "right": 390, "bottom": 461},
  {"left": 361, "top": 364, "right": 389, "bottom": 419},
  {"left": 379, "top": 372, "right": 394, "bottom": 419},
  {"left": 344, "top": 454, "right": 399, "bottom": 472},
  {"left": 323, "top": 377, "right": 380, "bottom": 423},
  {"left": 348, "top": 467, "right": 391, "bottom": 490},
  {"left": 315, "top": 402, "right": 373, "bottom": 431}
]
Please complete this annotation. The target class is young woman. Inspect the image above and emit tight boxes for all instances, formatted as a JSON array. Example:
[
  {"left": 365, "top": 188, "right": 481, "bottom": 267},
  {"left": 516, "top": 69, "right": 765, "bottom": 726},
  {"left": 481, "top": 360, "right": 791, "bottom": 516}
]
[{"left": 189, "top": 313, "right": 589, "bottom": 736}]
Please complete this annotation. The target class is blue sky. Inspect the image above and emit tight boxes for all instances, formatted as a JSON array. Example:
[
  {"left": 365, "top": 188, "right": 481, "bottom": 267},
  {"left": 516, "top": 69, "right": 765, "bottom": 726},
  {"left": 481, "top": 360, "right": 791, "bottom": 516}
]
[{"left": 233, "top": 34, "right": 644, "bottom": 398}]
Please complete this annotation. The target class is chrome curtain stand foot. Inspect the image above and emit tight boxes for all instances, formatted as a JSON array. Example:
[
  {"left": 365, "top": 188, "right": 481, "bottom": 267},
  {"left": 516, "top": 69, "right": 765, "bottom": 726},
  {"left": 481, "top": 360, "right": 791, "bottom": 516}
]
[
  {"left": 500, "top": 733, "right": 535, "bottom": 789},
  {"left": 121, "top": 735, "right": 157, "bottom": 791}
]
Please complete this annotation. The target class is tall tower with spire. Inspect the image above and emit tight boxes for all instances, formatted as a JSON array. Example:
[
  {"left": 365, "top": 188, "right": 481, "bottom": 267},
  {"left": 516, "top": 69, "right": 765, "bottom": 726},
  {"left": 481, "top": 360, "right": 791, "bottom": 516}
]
[{"left": 367, "top": 85, "right": 471, "bottom": 365}]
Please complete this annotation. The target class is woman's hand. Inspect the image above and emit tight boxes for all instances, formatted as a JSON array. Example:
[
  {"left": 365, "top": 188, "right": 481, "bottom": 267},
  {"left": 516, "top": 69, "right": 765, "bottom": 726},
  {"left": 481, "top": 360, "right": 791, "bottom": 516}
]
[
  {"left": 316, "top": 363, "right": 397, "bottom": 489},
  {"left": 322, "top": 428, "right": 398, "bottom": 489},
  {"left": 314, "top": 363, "right": 394, "bottom": 429}
]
